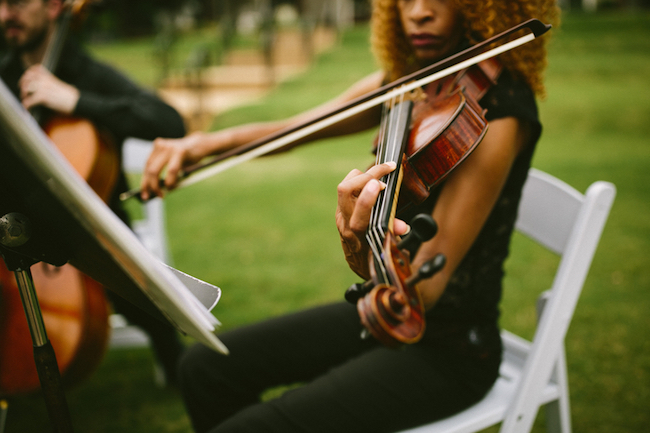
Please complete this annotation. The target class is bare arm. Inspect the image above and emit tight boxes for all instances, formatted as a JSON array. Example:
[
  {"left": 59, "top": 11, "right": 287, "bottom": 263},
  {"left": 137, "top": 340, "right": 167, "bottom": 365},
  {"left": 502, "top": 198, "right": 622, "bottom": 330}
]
[
  {"left": 411, "top": 117, "right": 530, "bottom": 309},
  {"left": 336, "top": 116, "right": 531, "bottom": 310},
  {"left": 140, "top": 71, "right": 386, "bottom": 199}
]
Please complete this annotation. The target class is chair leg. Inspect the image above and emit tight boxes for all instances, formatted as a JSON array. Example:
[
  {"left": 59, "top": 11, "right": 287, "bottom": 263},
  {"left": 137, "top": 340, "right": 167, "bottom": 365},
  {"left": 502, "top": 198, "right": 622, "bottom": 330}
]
[{"left": 544, "top": 346, "right": 572, "bottom": 433}]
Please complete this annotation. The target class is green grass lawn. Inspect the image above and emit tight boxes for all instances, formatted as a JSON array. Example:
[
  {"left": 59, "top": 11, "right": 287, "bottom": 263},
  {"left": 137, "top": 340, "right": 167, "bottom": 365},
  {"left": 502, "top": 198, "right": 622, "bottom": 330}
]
[{"left": 4, "top": 11, "right": 649, "bottom": 433}]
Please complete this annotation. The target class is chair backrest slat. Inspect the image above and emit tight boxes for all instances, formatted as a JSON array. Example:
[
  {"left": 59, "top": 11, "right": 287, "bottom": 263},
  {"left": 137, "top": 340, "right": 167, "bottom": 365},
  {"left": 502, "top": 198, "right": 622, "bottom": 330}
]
[
  {"left": 515, "top": 168, "right": 584, "bottom": 255},
  {"left": 501, "top": 169, "right": 616, "bottom": 433}
]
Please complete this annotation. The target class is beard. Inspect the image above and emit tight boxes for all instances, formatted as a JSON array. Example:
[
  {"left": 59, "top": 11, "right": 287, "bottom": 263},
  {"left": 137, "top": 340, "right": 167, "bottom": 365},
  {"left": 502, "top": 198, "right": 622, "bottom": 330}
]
[{"left": 3, "top": 20, "right": 49, "bottom": 54}]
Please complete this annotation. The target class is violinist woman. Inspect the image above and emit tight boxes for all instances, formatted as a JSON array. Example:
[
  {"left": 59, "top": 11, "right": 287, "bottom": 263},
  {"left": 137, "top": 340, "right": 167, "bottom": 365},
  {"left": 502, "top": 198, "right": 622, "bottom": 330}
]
[{"left": 141, "top": 0, "right": 559, "bottom": 431}]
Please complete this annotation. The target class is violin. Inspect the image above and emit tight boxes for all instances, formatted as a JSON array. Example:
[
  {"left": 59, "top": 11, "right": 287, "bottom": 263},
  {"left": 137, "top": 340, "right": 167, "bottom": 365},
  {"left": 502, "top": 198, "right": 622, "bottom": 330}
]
[
  {"left": 346, "top": 58, "right": 502, "bottom": 347},
  {"left": 118, "top": 20, "right": 550, "bottom": 347},
  {"left": 0, "top": 0, "right": 115, "bottom": 396}
]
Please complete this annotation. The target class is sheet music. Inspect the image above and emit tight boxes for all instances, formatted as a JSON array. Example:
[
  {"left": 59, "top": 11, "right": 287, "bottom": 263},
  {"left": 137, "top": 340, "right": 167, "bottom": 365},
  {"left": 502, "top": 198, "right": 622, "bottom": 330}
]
[{"left": 0, "top": 79, "right": 228, "bottom": 355}]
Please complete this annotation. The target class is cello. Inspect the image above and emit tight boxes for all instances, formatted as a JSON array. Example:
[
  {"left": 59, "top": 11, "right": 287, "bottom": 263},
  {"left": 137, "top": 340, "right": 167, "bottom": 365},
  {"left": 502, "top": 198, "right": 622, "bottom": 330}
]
[{"left": 0, "top": 0, "right": 116, "bottom": 395}]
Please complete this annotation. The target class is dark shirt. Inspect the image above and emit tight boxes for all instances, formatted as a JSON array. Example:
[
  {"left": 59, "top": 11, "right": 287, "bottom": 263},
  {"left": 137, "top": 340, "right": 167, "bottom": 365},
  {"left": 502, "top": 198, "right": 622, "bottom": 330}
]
[
  {"left": 402, "top": 69, "right": 541, "bottom": 351},
  {"left": 0, "top": 41, "right": 186, "bottom": 221}
]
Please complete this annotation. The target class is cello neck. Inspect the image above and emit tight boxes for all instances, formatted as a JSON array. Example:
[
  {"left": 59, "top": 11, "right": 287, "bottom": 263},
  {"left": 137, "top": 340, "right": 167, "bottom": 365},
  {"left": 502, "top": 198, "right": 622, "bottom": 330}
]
[
  {"left": 41, "top": 1, "right": 77, "bottom": 73},
  {"left": 30, "top": 1, "right": 76, "bottom": 124},
  {"left": 42, "top": 0, "right": 95, "bottom": 72}
]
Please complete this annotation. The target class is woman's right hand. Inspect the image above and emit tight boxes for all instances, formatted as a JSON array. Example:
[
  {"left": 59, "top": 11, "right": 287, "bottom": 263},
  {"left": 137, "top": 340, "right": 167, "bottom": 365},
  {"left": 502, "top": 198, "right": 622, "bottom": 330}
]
[
  {"left": 139, "top": 132, "right": 213, "bottom": 200},
  {"left": 335, "top": 162, "right": 409, "bottom": 279}
]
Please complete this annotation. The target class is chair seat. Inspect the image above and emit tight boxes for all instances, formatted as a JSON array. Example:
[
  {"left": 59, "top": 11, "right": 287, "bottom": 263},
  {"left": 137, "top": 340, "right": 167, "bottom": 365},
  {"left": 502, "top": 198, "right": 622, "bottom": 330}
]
[{"left": 108, "top": 313, "right": 150, "bottom": 348}]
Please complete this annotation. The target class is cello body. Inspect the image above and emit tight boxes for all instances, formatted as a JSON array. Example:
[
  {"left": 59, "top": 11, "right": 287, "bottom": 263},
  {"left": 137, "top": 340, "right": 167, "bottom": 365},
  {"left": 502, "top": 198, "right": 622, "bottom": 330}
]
[
  {"left": 0, "top": 115, "right": 118, "bottom": 396},
  {"left": 45, "top": 115, "right": 120, "bottom": 201},
  {"left": 0, "top": 0, "right": 120, "bottom": 396},
  {"left": 0, "top": 263, "right": 110, "bottom": 394}
]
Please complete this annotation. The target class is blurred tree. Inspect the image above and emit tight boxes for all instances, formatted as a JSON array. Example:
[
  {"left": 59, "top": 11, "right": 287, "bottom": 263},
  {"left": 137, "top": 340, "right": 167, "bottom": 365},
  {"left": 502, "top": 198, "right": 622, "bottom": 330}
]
[
  {"left": 564, "top": 0, "right": 650, "bottom": 9},
  {"left": 83, "top": 0, "right": 186, "bottom": 39}
]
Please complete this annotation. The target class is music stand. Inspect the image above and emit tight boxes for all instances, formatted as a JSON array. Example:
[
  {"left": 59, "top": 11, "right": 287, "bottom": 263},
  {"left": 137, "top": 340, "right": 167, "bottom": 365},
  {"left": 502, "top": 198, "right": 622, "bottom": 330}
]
[{"left": 0, "top": 79, "right": 227, "bottom": 432}]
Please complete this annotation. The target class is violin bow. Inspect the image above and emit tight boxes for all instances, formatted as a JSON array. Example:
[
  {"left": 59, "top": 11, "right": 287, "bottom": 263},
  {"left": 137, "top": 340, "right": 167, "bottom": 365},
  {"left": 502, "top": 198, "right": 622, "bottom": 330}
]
[{"left": 121, "top": 19, "right": 551, "bottom": 202}]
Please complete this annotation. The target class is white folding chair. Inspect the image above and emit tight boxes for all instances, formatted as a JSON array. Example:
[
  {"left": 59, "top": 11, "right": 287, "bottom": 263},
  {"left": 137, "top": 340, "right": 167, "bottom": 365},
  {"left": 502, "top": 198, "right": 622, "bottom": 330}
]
[
  {"left": 398, "top": 168, "right": 616, "bottom": 433},
  {"left": 120, "top": 137, "right": 172, "bottom": 265},
  {"left": 109, "top": 137, "right": 173, "bottom": 348}
]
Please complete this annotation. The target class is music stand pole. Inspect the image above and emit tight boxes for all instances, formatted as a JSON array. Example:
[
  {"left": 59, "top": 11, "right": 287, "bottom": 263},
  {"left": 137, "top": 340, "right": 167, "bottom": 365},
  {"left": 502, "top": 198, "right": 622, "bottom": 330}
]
[{"left": 1, "top": 213, "right": 74, "bottom": 433}]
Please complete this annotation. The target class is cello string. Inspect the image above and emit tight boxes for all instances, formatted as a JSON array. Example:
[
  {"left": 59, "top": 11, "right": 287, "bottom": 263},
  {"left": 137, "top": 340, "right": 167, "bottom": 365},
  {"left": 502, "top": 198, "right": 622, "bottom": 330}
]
[{"left": 41, "top": 1, "right": 77, "bottom": 72}]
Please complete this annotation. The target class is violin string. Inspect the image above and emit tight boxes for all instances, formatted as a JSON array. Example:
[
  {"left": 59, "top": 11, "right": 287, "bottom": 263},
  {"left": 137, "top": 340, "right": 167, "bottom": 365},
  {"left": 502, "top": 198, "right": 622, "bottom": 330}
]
[
  {"left": 369, "top": 97, "right": 398, "bottom": 281},
  {"left": 366, "top": 101, "right": 390, "bottom": 280},
  {"left": 377, "top": 92, "right": 404, "bottom": 241},
  {"left": 367, "top": 90, "right": 410, "bottom": 283}
]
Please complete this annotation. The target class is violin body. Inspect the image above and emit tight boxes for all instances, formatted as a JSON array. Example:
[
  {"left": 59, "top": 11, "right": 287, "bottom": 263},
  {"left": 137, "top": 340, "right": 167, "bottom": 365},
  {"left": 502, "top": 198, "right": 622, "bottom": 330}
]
[
  {"left": 400, "top": 87, "right": 487, "bottom": 207},
  {"left": 399, "top": 59, "right": 501, "bottom": 208}
]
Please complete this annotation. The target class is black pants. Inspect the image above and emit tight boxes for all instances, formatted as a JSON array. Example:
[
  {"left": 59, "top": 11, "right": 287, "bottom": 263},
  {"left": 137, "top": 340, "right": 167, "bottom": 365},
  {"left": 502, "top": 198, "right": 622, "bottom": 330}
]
[
  {"left": 179, "top": 302, "right": 501, "bottom": 433},
  {"left": 107, "top": 290, "right": 183, "bottom": 383}
]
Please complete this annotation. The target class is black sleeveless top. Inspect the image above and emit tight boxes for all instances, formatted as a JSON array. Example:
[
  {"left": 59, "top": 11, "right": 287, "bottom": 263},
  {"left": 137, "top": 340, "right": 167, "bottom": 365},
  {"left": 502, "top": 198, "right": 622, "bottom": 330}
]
[{"left": 401, "top": 69, "right": 542, "bottom": 343}]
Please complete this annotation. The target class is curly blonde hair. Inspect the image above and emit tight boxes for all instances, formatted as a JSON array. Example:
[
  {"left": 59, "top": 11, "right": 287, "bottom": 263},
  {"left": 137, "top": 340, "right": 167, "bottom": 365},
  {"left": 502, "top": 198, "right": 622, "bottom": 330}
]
[{"left": 370, "top": 0, "right": 560, "bottom": 97}]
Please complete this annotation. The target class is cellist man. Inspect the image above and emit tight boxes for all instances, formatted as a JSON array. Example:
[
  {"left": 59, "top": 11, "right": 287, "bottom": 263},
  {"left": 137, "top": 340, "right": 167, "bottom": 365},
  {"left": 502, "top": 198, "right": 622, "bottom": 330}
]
[{"left": 0, "top": 0, "right": 185, "bottom": 387}]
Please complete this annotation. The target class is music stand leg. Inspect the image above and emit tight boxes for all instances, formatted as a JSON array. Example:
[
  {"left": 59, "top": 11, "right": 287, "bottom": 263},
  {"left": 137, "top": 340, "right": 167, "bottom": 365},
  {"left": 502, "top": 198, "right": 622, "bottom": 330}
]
[
  {"left": 13, "top": 268, "right": 74, "bottom": 433},
  {"left": 0, "top": 399, "right": 8, "bottom": 433}
]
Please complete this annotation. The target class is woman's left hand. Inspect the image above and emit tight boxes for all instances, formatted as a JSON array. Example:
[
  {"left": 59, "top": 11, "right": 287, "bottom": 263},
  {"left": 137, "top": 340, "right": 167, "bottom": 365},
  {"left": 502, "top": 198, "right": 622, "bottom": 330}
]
[{"left": 335, "top": 161, "right": 409, "bottom": 279}]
